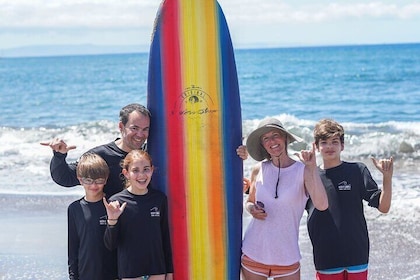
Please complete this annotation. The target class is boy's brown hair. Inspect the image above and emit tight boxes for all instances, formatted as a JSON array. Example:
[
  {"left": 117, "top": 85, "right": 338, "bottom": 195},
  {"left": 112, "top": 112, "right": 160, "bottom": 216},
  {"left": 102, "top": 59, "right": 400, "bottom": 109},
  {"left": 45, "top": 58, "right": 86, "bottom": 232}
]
[
  {"left": 313, "top": 119, "right": 345, "bottom": 147},
  {"left": 76, "top": 153, "right": 109, "bottom": 179}
]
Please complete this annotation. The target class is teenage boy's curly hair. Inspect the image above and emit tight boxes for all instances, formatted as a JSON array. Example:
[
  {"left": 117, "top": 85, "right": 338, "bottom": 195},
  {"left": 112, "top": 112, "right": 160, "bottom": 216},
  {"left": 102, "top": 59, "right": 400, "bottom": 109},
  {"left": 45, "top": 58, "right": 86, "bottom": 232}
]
[{"left": 313, "top": 119, "right": 345, "bottom": 147}]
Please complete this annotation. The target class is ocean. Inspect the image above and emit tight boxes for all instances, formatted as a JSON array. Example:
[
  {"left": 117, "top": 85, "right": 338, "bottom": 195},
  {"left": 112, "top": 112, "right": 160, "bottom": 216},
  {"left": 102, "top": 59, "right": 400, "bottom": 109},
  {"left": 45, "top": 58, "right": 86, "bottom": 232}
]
[{"left": 1, "top": 43, "right": 419, "bottom": 279}]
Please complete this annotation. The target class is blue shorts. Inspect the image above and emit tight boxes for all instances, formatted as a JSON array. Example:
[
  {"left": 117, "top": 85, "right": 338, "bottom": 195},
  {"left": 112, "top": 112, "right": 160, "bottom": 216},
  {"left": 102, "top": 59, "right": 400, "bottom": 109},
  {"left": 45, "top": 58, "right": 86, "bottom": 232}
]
[{"left": 316, "top": 264, "right": 368, "bottom": 280}]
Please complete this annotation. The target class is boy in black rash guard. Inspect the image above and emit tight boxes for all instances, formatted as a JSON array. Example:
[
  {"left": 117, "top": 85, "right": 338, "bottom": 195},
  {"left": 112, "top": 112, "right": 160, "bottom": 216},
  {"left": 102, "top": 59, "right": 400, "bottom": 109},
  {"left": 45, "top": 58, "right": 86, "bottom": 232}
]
[
  {"left": 103, "top": 150, "right": 173, "bottom": 280},
  {"left": 41, "top": 103, "right": 151, "bottom": 198},
  {"left": 67, "top": 153, "right": 118, "bottom": 280},
  {"left": 307, "top": 119, "right": 393, "bottom": 280}
]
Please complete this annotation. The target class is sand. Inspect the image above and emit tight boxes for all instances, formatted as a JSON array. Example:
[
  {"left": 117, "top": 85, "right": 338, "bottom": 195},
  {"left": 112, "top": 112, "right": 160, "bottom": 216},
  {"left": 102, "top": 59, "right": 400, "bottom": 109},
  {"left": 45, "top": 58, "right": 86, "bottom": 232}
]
[{"left": 1, "top": 193, "right": 419, "bottom": 279}]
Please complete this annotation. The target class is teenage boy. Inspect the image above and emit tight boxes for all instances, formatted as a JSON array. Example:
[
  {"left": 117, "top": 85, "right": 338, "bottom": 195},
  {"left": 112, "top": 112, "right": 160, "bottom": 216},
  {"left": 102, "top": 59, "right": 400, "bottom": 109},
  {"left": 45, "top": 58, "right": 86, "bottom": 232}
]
[{"left": 307, "top": 119, "right": 393, "bottom": 280}]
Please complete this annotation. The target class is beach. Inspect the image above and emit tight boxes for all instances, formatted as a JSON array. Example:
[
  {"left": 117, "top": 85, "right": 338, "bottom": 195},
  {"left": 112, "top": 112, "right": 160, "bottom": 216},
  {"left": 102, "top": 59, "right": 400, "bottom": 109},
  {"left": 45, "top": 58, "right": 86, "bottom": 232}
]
[
  {"left": 1, "top": 176, "right": 419, "bottom": 280},
  {"left": 0, "top": 194, "right": 76, "bottom": 279},
  {"left": 1, "top": 44, "right": 419, "bottom": 279}
]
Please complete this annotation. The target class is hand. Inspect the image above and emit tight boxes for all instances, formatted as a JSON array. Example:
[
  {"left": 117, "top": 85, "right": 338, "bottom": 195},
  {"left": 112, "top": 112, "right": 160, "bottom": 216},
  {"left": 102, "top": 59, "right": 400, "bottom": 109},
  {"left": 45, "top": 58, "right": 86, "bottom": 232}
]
[
  {"left": 371, "top": 156, "right": 393, "bottom": 176},
  {"left": 103, "top": 197, "right": 127, "bottom": 220},
  {"left": 248, "top": 202, "right": 267, "bottom": 220},
  {"left": 40, "top": 138, "right": 77, "bottom": 154},
  {"left": 295, "top": 143, "right": 317, "bottom": 168},
  {"left": 236, "top": 145, "right": 248, "bottom": 160}
]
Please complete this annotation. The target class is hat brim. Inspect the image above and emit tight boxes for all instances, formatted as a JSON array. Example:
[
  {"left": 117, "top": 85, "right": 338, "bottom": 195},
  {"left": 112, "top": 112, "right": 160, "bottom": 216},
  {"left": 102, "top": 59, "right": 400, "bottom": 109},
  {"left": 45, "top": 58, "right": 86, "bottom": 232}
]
[{"left": 246, "top": 125, "right": 303, "bottom": 161}]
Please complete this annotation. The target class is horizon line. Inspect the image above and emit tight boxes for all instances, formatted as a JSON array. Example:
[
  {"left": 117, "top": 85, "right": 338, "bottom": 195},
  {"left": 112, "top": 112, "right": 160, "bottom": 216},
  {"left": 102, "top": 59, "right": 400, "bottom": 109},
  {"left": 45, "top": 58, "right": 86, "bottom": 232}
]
[{"left": 2, "top": 41, "right": 419, "bottom": 59}]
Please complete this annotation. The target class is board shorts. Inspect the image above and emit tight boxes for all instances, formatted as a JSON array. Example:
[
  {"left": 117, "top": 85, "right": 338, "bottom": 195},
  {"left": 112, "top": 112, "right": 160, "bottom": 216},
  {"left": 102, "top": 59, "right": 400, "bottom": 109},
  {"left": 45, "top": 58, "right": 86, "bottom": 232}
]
[
  {"left": 241, "top": 254, "right": 300, "bottom": 278},
  {"left": 316, "top": 264, "right": 368, "bottom": 280}
]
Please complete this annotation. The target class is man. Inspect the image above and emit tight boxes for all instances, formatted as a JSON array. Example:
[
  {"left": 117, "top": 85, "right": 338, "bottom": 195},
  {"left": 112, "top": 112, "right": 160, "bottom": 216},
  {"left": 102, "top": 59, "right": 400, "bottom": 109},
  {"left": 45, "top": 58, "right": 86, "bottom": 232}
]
[{"left": 41, "top": 103, "right": 151, "bottom": 198}]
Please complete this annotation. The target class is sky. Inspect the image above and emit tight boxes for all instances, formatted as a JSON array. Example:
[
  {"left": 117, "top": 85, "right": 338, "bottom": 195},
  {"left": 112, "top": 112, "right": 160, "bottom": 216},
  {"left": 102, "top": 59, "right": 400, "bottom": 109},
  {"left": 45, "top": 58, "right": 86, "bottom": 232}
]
[{"left": 1, "top": 0, "right": 420, "bottom": 52}]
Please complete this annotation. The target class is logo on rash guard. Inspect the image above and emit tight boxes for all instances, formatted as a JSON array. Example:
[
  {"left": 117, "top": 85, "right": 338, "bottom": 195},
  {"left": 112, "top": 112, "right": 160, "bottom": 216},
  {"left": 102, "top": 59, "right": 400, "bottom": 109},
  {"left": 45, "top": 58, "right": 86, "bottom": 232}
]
[
  {"left": 338, "top": 181, "right": 351, "bottom": 191},
  {"left": 150, "top": 206, "right": 160, "bottom": 217},
  {"left": 99, "top": 215, "right": 108, "bottom": 225}
]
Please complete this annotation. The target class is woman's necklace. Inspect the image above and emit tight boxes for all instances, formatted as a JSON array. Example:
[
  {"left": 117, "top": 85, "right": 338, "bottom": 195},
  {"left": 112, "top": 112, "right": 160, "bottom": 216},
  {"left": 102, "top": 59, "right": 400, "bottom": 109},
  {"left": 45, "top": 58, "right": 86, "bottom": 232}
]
[{"left": 274, "top": 157, "right": 281, "bottom": 199}]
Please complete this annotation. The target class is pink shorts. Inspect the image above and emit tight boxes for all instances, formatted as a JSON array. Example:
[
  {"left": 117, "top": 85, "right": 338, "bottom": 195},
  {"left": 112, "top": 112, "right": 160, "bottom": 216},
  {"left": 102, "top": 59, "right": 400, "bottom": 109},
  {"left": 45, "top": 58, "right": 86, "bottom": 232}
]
[{"left": 241, "top": 254, "right": 300, "bottom": 278}]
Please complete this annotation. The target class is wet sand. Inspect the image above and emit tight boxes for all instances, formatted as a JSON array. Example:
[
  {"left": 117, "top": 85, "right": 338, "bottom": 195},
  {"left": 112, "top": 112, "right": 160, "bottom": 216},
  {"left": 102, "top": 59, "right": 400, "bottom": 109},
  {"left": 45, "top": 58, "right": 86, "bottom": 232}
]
[
  {"left": 1, "top": 193, "right": 419, "bottom": 279},
  {"left": 0, "top": 194, "right": 77, "bottom": 279}
]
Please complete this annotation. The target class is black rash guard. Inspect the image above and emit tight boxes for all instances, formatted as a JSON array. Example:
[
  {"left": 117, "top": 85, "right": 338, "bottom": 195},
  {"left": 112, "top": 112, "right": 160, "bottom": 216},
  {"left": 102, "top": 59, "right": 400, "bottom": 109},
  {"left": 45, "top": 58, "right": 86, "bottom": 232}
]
[
  {"left": 306, "top": 162, "right": 381, "bottom": 270},
  {"left": 104, "top": 188, "right": 173, "bottom": 278},
  {"left": 68, "top": 198, "right": 118, "bottom": 280}
]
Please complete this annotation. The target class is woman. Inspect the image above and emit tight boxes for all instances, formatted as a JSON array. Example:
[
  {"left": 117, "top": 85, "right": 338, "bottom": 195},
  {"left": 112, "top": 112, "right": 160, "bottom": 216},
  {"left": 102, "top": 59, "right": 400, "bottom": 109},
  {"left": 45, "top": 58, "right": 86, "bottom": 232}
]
[{"left": 242, "top": 118, "right": 328, "bottom": 280}]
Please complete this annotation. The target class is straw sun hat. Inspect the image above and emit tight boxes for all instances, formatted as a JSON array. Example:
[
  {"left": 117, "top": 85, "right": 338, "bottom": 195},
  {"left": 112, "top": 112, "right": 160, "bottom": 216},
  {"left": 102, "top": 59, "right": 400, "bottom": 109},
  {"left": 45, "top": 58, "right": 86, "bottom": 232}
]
[{"left": 246, "top": 118, "right": 303, "bottom": 161}]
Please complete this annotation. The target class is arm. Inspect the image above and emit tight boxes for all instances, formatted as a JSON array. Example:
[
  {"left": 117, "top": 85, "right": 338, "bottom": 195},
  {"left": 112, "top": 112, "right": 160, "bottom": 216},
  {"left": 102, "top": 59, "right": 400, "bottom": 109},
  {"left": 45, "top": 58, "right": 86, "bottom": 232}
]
[
  {"left": 371, "top": 157, "right": 393, "bottom": 213},
  {"left": 244, "top": 164, "right": 267, "bottom": 220},
  {"left": 297, "top": 143, "right": 328, "bottom": 211},
  {"left": 103, "top": 197, "right": 126, "bottom": 250},
  {"left": 67, "top": 207, "right": 79, "bottom": 280},
  {"left": 243, "top": 164, "right": 260, "bottom": 193},
  {"left": 304, "top": 165, "right": 328, "bottom": 211},
  {"left": 50, "top": 152, "right": 80, "bottom": 187},
  {"left": 41, "top": 138, "right": 79, "bottom": 187},
  {"left": 249, "top": 164, "right": 259, "bottom": 186},
  {"left": 103, "top": 224, "right": 118, "bottom": 251}
]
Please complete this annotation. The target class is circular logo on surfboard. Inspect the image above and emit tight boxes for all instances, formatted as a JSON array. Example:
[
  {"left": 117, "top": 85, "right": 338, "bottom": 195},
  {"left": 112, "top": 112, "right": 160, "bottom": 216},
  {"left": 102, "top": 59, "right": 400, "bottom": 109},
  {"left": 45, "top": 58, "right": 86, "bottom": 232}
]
[{"left": 173, "top": 85, "right": 217, "bottom": 119}]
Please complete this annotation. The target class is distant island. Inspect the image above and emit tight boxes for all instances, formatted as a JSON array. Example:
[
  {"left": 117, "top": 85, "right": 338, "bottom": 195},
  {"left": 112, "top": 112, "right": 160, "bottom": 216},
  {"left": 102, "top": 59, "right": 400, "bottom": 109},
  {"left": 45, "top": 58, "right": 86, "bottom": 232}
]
[{"left": 1, "top": 44, "right": 150, "bottom": 58}]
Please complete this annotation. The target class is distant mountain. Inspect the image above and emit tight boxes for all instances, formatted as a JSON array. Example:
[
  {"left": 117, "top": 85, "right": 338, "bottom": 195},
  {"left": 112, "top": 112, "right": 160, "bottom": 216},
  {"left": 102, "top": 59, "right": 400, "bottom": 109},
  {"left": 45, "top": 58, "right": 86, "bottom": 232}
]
[{"left": 1, "top": 44, "right": 150, "bottom": 58}]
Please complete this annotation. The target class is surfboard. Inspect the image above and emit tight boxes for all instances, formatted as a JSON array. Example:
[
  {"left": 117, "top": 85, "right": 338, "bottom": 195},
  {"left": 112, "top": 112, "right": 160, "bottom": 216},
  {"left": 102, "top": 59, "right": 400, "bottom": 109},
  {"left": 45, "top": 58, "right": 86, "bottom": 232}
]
[{"left": 147, "top": 0, "right": 243, "bottom": 279}]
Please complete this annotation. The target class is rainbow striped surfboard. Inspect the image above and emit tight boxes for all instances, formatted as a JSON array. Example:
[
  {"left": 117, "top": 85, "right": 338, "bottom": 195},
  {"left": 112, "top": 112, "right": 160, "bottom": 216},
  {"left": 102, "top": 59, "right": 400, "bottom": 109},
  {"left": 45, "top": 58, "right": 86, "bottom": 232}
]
[{"left": 147, "top": 0, "right": 243, "bottom": 279}]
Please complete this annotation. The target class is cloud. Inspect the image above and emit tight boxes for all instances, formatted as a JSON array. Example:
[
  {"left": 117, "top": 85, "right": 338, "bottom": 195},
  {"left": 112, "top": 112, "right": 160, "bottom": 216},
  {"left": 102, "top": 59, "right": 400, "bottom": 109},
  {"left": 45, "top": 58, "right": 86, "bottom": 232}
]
[
  {"left": 2, "top": 1, "right": 420, "bottom": 30},
  {"left": 219, "top": 1, "right": 420, "bottom": 24},
  {"left": 318, "top": 2, "right": 420, "bottom": 21},
  {"left": 218, "top": 0, "right": 420, "bottom": 47},
  {"left": 1, "top": 0, "right": 419, "bottom": 49},
  {"left": 0, "top": 0, "right": 157, "bottom": 29}
]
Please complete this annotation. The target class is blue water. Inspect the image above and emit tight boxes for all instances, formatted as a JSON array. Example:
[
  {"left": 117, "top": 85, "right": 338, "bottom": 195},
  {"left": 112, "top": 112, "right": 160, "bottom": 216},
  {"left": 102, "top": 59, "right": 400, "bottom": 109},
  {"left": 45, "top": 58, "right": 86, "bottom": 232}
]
[
  {"left": 0, "top": 43, "right": 419, "bottom": 195},
  {"left": 0, "top": 43, "right": 419, "bottom": 280},
  {"left": 0, "top": 44, "right": 420, "bottom": 195},
  {"left": 238, "top": 44, "right": 420, "bottom": 123},
  {"left": 1, "top": 43, "right": 419, "bottom": 129}
]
